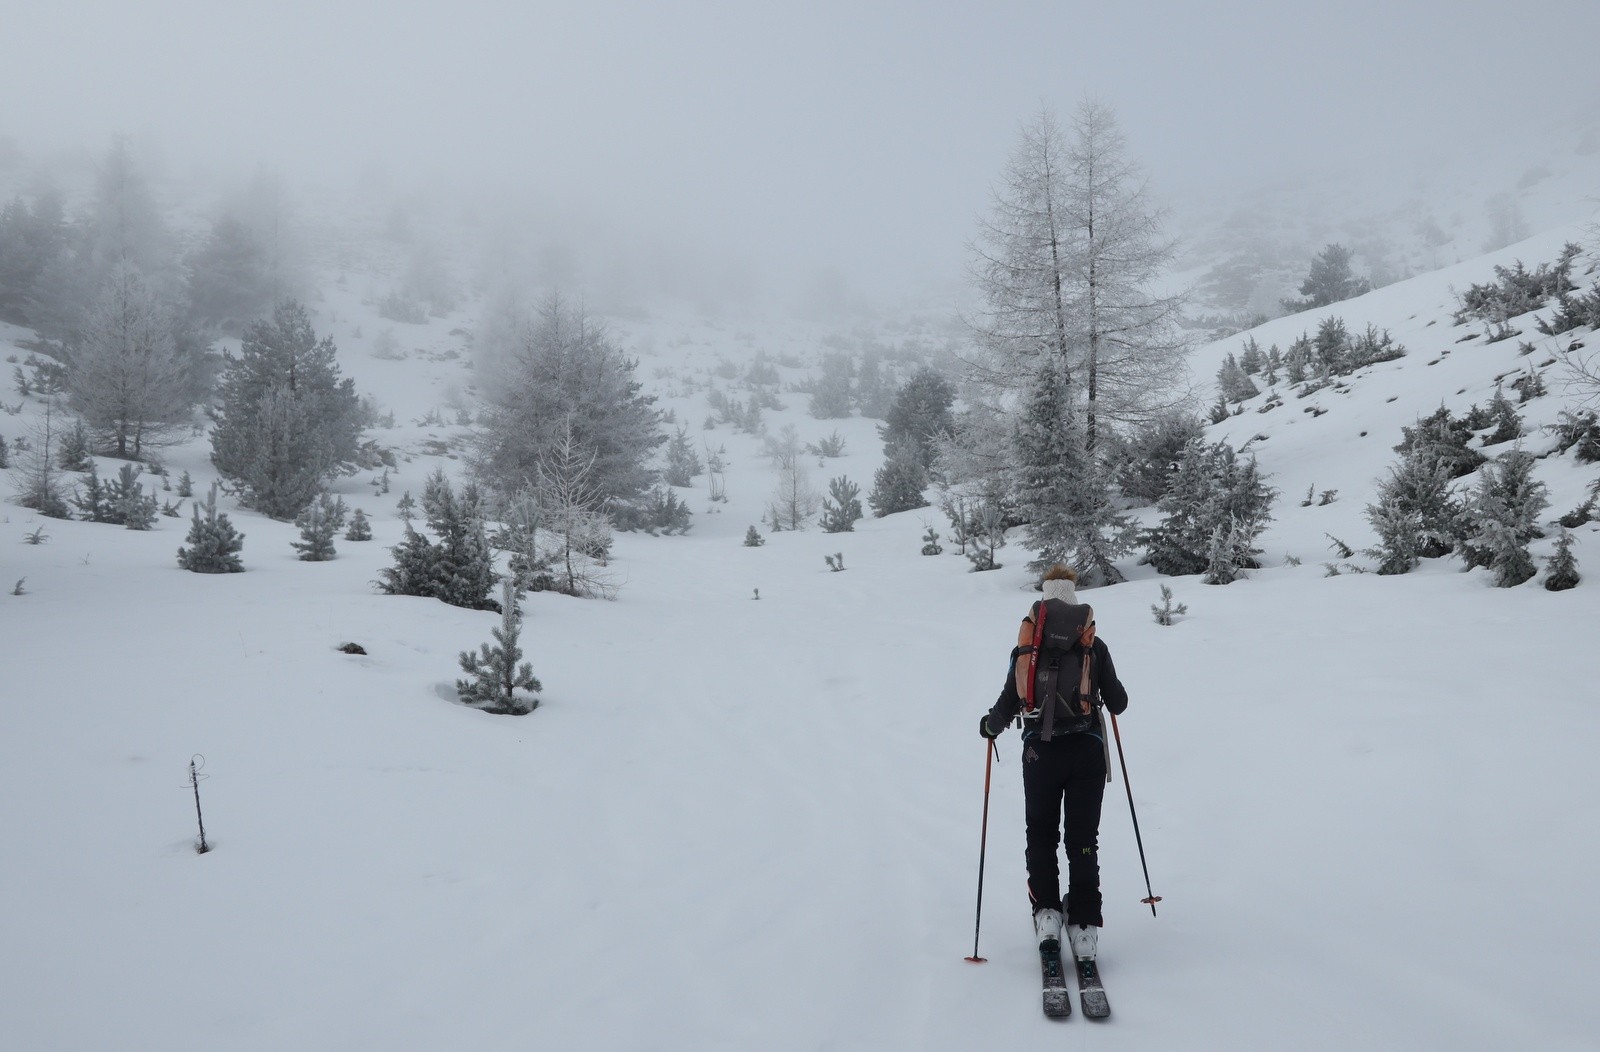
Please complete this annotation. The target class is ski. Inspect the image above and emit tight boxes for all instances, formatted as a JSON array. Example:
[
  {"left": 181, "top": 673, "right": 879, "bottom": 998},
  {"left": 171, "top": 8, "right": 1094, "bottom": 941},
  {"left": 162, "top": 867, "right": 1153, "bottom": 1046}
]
[
  {"left": 1074, "top": 955, "right": 1111, "bottom": 1019},
  {"left": 1039, "top": 943, "right": 1071, "bottom": 1018}
]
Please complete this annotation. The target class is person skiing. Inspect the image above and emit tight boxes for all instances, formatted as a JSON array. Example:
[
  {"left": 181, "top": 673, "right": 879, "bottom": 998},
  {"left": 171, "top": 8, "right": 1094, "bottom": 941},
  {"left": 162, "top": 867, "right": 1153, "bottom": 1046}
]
[{"left": 978, "top": 564, "right": 1128, "bottom": 963}]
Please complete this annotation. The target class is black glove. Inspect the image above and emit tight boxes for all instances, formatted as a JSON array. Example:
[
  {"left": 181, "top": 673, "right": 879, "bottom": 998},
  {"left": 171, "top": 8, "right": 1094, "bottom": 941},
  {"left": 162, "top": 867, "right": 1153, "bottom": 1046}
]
[{"left": 979, "top": 714, "right": 1001, "bottom": 739}]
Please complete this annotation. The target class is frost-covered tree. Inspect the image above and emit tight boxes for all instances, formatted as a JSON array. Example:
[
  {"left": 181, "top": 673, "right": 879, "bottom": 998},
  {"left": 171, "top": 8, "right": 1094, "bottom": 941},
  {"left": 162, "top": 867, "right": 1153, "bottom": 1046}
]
[
  {"left": 1396, "top": 406, "right": 1486, "bottom": 480},
  {"left": 344, "top": 507, "right": 372, "bottom": 541},
  {"left": 1543, "top": 529, "right": 1580, "bottom": 591},
  {"left": 770, "top": 454, "right": 821, "bottom": 531},
  {"left": 210, "top": 300, "right": 364, "bottom": 519},
  {"left": 662, "top": 426, "right": 702, "bottom": 487},
  {"left": 1364, "top": 453, "right": 1461, "bottom": 574},
  {"left": 292, "top": 492, "right": 346, "bottom": 561},
  {"left": 67, "top": 263, "right": 198, "bottom": 459},
  {"left": 534, "top": 418, "right": 617, "bottom": 598},
  {"left": 13, "top": 400, "right": 71, "bottom": 518},
  {"left": 809, "top": 354, "right": 854, "bottom": 419},
  {"left": 1458, "top": 449, "right": 1548, "bottom": 587},
  {"left": 1013, "top": 360, "right": 1131, "bottom": 584},
  {"left": 1145, "top": 439, "right": 1275, "bottom": 578},
  {"left": 473, "top": 293, "right": 662, "bottom": 520},
  {"left": 0, "top": 187, "right": 67, "bottom": 326},
  {"left": 967, "top": 498, "right": 1007, "bottom": 572},
  {"left": 880, "top": 367, "right": 955, "bottom": 471},
  {"left": 967, "top": 102, "right": 1186, "bottom": 451},
  {"left": 177, "top": 483, "right": 245, "bottom": 573},
  {"left": 869, "top": 436, "right": 929, "bottom": 517},
  {"left": 107, "top": 462, "right": 156, "bottom": 529},
  {"left": 1107, "top": 411, "right": 1203, "bottom": 505},
  {"left": 743, "top": 525, "right": 765, "bottom": 547},
  {"left": 456, "top": 580, "right": 541, "bottom": 715},
  {"left": 1215, "top": 353, "right": 1259, "bottom": 403},
  {"left": 1282, "top": 244, "right": 1370, "bottom": 313},
  {"left": 818, "top": 475, "right": 864, "bottom": 533},
  {"left": 377, "top": 469, "right": 496, "bottom": 608}
]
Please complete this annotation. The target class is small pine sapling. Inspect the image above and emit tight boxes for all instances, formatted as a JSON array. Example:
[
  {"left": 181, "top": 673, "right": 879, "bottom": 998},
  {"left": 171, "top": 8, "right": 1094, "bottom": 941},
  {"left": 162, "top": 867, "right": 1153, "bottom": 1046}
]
[
  {"left": 743, "top": 525, "right": 765, "bottom": 547},
  {"left": 824, "top": 552, "right": 845, "bottom": 572},
  {"left": 1543, "top": 529, "right": 1580, "bottom": 591},
  {"left": 920, "top": 523, "right": 942, "bottom": 555},
  {"left": 1558, "top": 492, "right": 1596, "bottom": 529},
  {"left": 396, "top": 490, "right": 416, "bottom": 523},
  {"left": 24, "top": 525, "right": 48, "bottom": 545},
  {"left": 456, "top": 580, "right": 541, "bottom": 714},
  {"left": 177, "top": 484, "right": 245, "bottom": 573},
  {"left": 293, "top": 493, "right": 346, "bottom": 561},
  {"left": 0, "top": 433, "right": 9, "bottom": 468},
  {"left": 176, "top": 470, "right": 194, "bottom": 497},
  {"left": 819, "top": 475, "right": 863, "bottom": 533},
  {"left": 345, "top": 507, "right": 373, "bottom": 541},
  {"left": 1151, "top": 584, "right": 1188, "bottom": 625}
]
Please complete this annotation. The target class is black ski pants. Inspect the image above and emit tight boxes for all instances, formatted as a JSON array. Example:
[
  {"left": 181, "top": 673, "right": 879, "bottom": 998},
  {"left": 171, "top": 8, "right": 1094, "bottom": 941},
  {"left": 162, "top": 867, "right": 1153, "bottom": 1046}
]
[{"left": 1021, "top": 731, "right": 1107, "bottom": 927}]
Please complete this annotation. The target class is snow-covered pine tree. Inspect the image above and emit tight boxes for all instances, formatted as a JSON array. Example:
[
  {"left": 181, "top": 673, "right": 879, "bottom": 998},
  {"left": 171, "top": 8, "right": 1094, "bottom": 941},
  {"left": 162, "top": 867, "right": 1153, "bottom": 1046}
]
[
  {"left": 456, "top": 580, "right": 541, "bottom": 715},
  {"left": 1239, "top": 337, "right": 1265, "bottom": 375},
  {"left": 1397, "top": 406, "right": 1486, "bottom": 479},
  {"left": 177, "top": 483, "right": 245, "bottom": 573},
  {"left": 1483, "top": 385, "right": 1523, "bottom": 446},
  {"left": 16, "top": 401, "right": 71, "bottom": 518},
  {"left": 114, "top": 464, "right": 158, "bottom": 530},
  {"left": 1543, "top": 529, "right": 1580, "bottom": 591},
  {"left": 344, "top": 507, "right": 372, "bottom": 541},
  {"left": 966, "top": 499, "right": 1007, "bottom": 572},
  {"left": 1108, "top": 411, "right": 1203, "bottom": 505},
  {"left": 57, "top": 417, "right": 91, "bottom": 471},
  {"left": 1216, "top": 353, "right": 1259, "bottom": 403},
  {"left": 1151, "top": 583, "right": 1187, "bottom": 625},
  {"left": 176, "top": 470, "right": 193, "bottom": 497},
  {"left": 662, "top": 426, "right": 703, "bottom": 487},
  {"left": 1014, "top": 360, "right": 1131, "bottom": 584},
  {"left": 107, "top": 462, "right": 156, "bottom": 529},
  {"left": 879, "top": 367, "right": 955, "bottom": 471},
  {"left": 818, "top": 475, "right": 864, "bottom": 533},
  {"left": 921, "top": 524, "right": 943, "bottom": 555},
  {"left": 1365, "top": 453, "right": 1461, "bottom": 573},
  {"left": 1458, "top": 448, "right": 1548, "bottom": 586},
  {"left": 639, "top": 485, "right": 692, "bottom": 535},
  {"left": 809, "top": 354, "right": 854, "bottom": 419},
  {"left": 743, "top": 525, "right": 765, "bottom": 547},
  {"left": 377, "top": 470, "right": 497, "bottom": 608},
  {"left": 292, "top": 492, "right": 346, "bottom": 560},
  {"left": 869, "top": 436, "right": 929, "bottom": 517},
  {"left": 210, "top": 301, "right": 365, "bottom": 520},
  {"left": 72, "top": 464, "right": 113, "bottom": 522},
  {"left": 0, "top": 433, "right": 8, "bottom": 469},
  {"left": 1145, "top": 439, "right": 1275, "bottom": 579}
]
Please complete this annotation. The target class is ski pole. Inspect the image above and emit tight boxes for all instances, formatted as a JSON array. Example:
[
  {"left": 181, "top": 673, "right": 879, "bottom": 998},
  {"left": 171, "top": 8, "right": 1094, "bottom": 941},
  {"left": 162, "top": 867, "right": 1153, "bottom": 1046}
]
[
  {"left": 1109, "top": 712, "right": 1162, "bottom": 916},
  {"left": 965, "top": 738, "right": 998, "bottom": 963}
]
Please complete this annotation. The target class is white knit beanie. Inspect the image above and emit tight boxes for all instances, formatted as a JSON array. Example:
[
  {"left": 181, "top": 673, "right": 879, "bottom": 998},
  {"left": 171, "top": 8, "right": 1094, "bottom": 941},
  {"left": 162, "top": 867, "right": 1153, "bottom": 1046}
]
[{"left": 1041, "top": 577, "right": 1078, "bottom": 604}]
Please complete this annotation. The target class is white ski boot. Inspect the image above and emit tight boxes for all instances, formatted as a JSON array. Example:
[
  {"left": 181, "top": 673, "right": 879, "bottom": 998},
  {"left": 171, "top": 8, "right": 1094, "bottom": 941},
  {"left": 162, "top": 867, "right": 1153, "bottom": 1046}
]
[
  {"left": 1068, "top": 923, "right": 1098, "bottom": 961},
  {"left": 1033, "top": 908, "right": 1063, "bottom": 951}
]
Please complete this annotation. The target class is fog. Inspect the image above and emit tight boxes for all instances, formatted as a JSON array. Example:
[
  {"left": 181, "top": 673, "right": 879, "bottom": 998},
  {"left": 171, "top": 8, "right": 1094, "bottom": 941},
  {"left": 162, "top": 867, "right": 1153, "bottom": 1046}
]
[{"left": 5, "top": 0, "right": 1599, "bottom": 309}]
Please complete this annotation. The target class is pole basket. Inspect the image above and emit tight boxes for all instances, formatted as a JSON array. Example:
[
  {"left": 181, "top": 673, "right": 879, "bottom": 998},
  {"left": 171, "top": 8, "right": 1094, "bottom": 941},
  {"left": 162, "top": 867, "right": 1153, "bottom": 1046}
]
[
  {"left": 964, "top": 955, "right": 988, "bottom": 964},
  {"left": 1141, "top": 895, "right": 1163, "bottom": 916}
]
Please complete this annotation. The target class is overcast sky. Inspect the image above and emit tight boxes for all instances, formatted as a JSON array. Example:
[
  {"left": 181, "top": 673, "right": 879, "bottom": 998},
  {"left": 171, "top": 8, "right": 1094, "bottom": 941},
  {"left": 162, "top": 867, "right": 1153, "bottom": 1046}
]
[{"left": 6, "top": 0, "right": 1599, "bottom": 301}]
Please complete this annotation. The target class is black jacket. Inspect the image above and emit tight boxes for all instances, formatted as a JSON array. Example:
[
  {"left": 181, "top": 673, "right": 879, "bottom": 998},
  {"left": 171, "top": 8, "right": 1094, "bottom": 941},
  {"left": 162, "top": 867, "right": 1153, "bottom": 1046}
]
[{"left": 985, "top": 640, "right": 1128, "bottom": 738}]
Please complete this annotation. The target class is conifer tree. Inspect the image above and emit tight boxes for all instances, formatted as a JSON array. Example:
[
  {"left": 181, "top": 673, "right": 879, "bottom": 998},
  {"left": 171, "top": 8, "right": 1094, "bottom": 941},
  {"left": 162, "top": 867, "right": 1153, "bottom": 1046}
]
[
  {"left": 456, "top": 580, "right": 541, "bottom": 714},
  {"left": 662, "top": 426, "right": 703, "bottom": 487},
  {"left": 1365, "top": 454, "right": 1461, "bottom": 573},
  {"left": 377, "top": 470, "right": 497, "bottom": 608},
  {"left": 880, "top": 367, "right": 955, "bottom": 471},
  {"left": 113, "top": 463, "right": 158, "bottom": 530},
  {"left": 819, "top": 475, "right": 864, "bottom": 533},
  {"left": 1543, "top": 529, "right": 1580, "bottom": 591},
  {"left": 743, "top": 525, "right": 765, "bottom": 547},
  {"left": 292, "top": 492, "right": 346, "bottom": 561},
  {"left": 1013, "top": 360, "right": 1131, "bottom": 584},
  {"left": 966, "top": 499, "right": 1007, "bottom": 572},
  {"left": 1146, "top": 439, "right": 1275, "bottom": 578},
  {"left": 869, "top": 437, "right": 930, "bottom": 517},
  {"left": 210, "top": 300, "right": 365, "bottom": 519},
  {"left": 344, "top": 507, "right": 372, "bottom": 541},
  {"left": 1458, "top": 449, "right": 1548, "bottom": 586},
  {"left": 73, "top": 464, "right": 113, "bottom": 522},
  {"left": 921, "top": 524, "right": 943, "bottom": 555},
  {"left": 177, "top": 483, "right": 245, "bottom": 573},
  {"left": 0, "top": 433, "right": 8, "bottom": 469}
]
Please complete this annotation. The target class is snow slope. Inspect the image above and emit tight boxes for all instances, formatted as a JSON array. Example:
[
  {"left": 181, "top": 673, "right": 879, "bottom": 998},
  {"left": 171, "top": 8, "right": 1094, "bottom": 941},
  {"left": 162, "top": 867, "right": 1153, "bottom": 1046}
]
[{"left": 2, "top": 225, "right": 1598, "bottom": 1050}]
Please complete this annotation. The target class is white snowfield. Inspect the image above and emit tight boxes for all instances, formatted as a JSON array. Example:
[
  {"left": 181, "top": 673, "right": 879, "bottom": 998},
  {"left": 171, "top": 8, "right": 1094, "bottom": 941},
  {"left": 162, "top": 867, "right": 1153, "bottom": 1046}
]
[{"left": 3, "top": 224, "right": 1598, "bottom": 1051}]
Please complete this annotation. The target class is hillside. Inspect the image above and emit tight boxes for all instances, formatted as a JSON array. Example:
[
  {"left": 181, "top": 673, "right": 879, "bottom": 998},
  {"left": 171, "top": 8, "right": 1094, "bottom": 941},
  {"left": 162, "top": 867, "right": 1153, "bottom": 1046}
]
[{"left": 2, "top": 218, "right": 1598, "bottom": 1051}]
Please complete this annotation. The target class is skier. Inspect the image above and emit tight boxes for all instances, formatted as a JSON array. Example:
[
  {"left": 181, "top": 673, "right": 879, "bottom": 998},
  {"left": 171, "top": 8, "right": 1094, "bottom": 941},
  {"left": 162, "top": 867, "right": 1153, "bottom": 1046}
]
[{"left": 978, "top": 564, "right": 1128, "bottom": 964}]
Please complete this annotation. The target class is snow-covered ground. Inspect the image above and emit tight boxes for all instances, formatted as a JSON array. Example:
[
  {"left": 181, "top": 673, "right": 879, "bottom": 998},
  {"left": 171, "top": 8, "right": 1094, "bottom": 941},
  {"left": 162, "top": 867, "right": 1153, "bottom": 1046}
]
[{"left": 2, "top": 221, "right": 1598, "bottom": 1050}]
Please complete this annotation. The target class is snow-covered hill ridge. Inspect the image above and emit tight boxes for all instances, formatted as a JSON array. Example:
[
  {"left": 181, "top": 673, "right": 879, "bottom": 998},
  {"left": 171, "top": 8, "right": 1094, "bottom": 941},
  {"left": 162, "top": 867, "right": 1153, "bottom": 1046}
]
[{"left": 1188, "top": 222, "right": 1597, "bottom": 568}]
